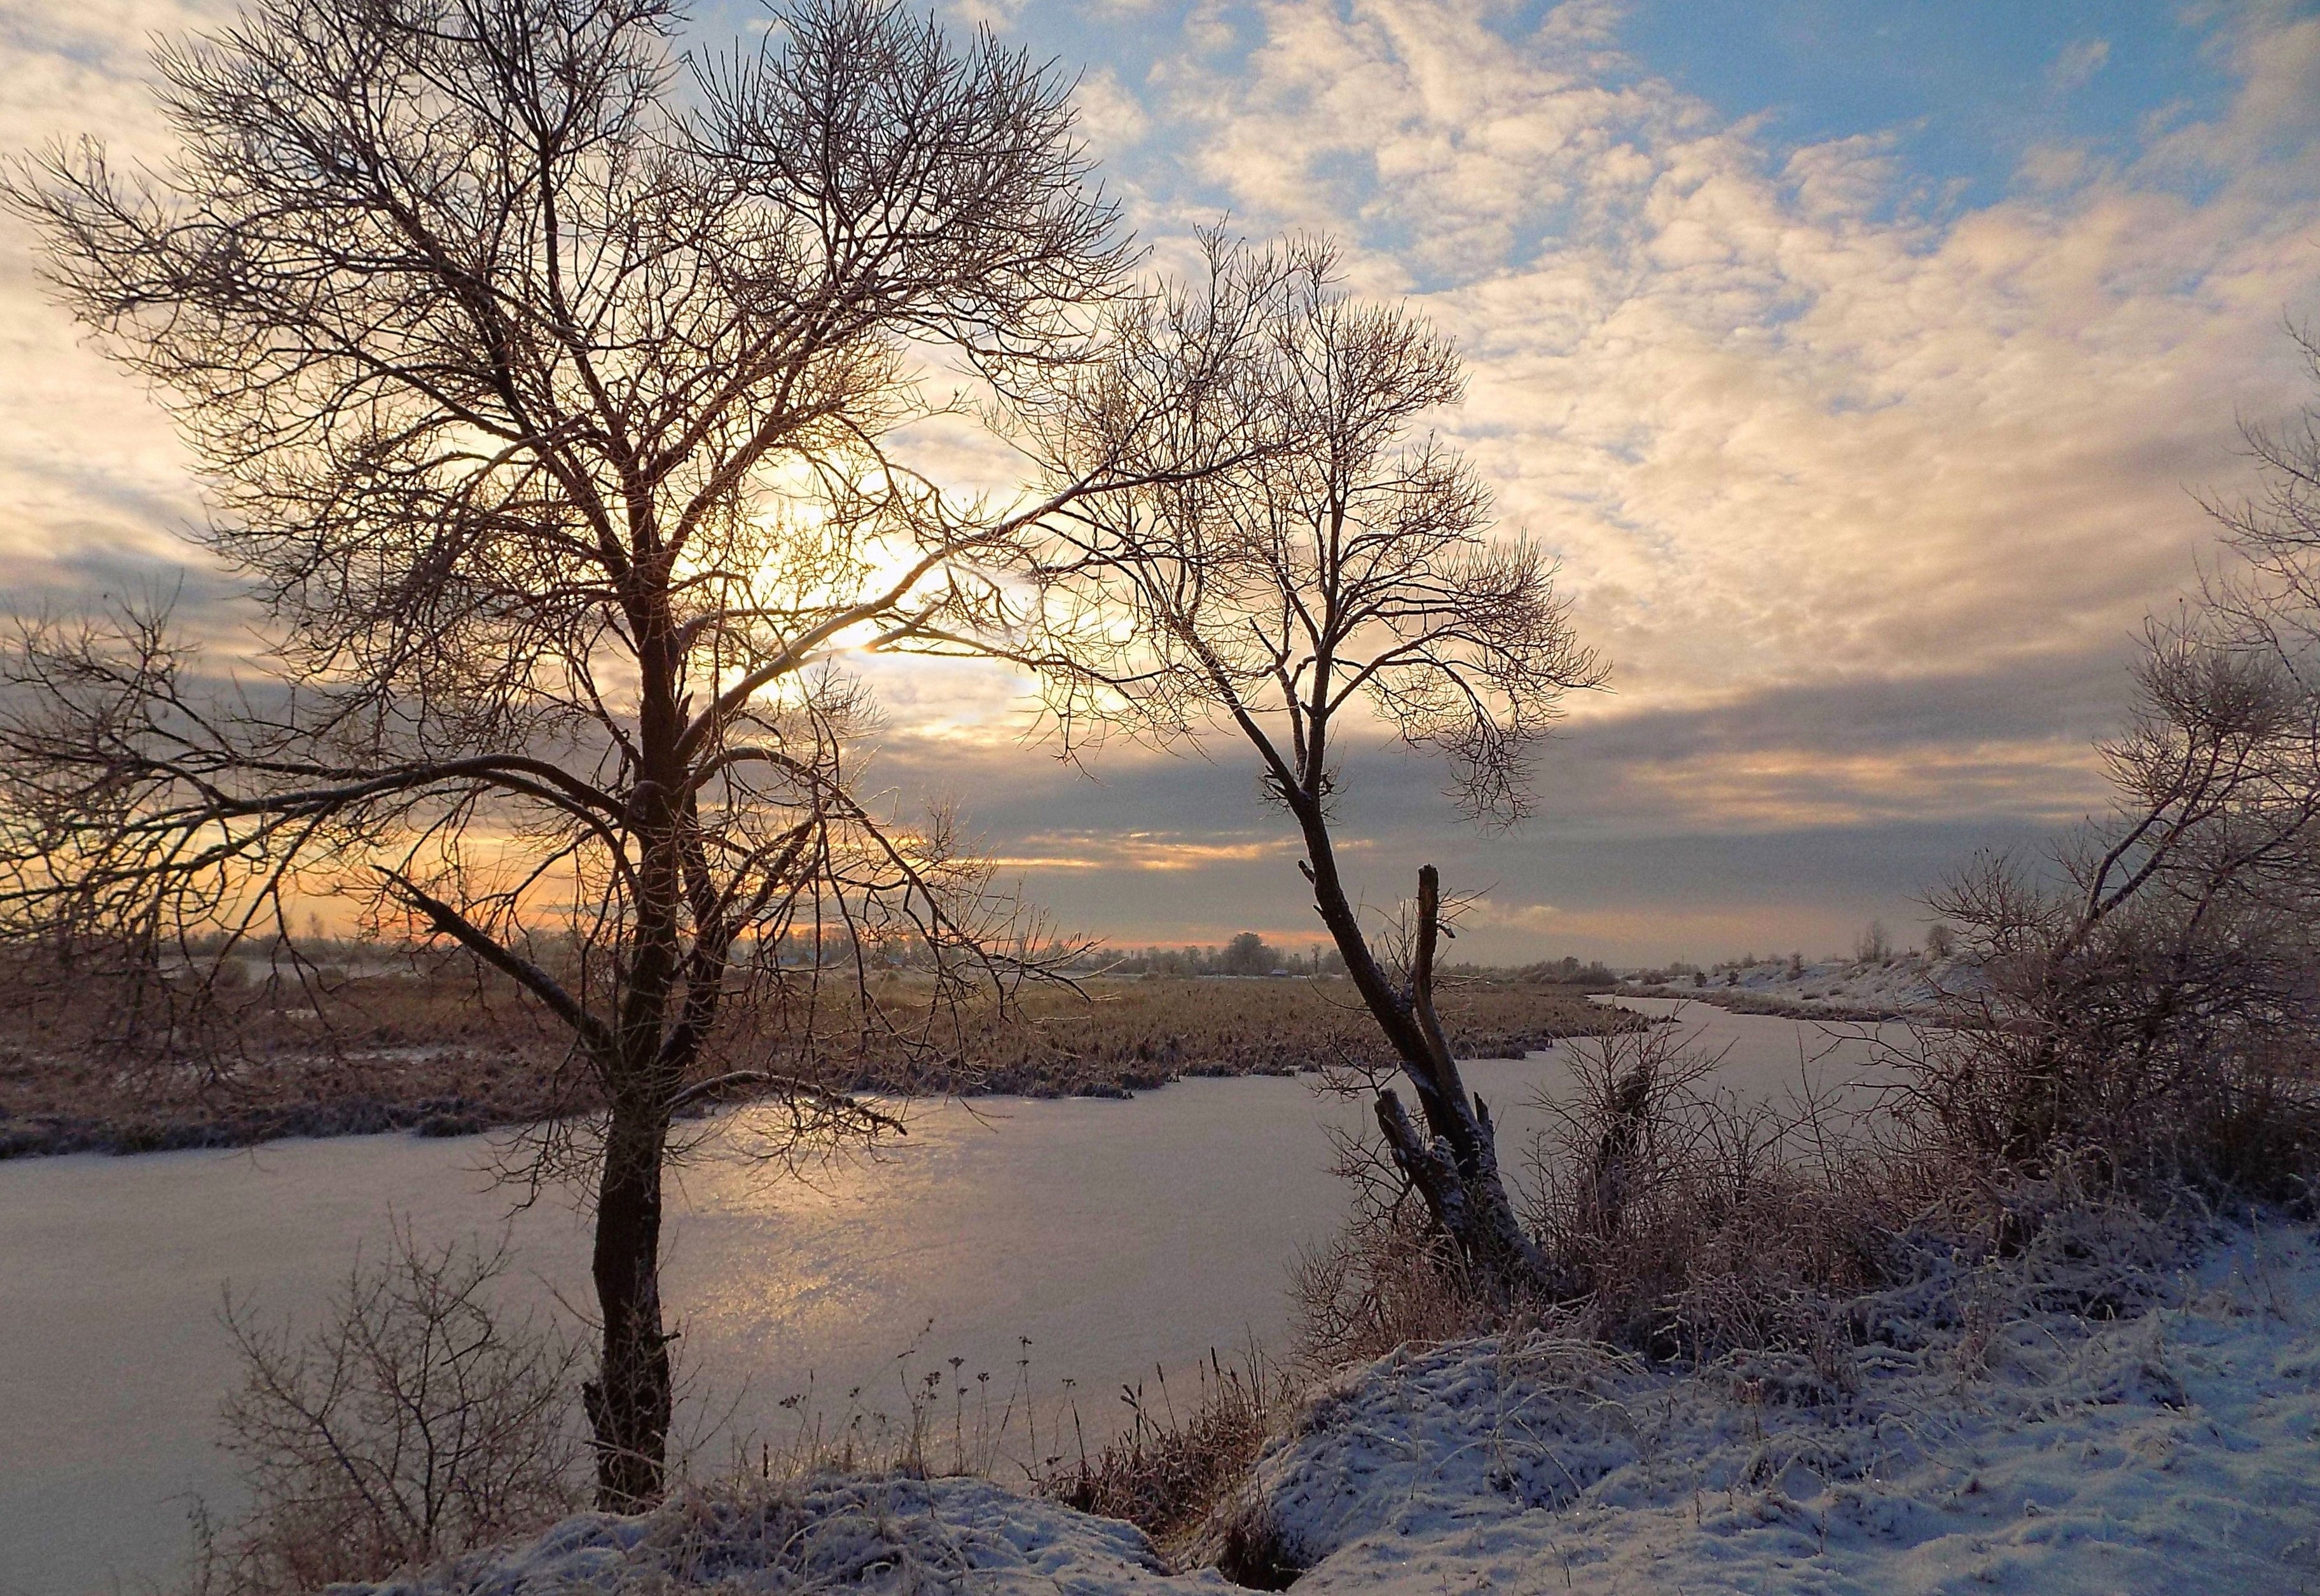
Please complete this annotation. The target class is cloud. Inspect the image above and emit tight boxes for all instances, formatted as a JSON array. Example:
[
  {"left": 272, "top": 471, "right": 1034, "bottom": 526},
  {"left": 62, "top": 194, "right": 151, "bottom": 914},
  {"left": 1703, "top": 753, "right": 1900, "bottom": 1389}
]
[
  {"left": 2146, "top": 4, "right": 2320, "bottom": 174},
  {"left": 857, "top": 649, "right": 2109, "bottom": 960},
  {"left": 1164, "top": 0, "right": 1683, "bottom": 285},
  {"left": 1140, "top": 0, "right": 2320, "bottom": 738},
  {"left": 1467, "top": 899, "right": 1563, "bottom": 932},
  {"left": 2049, "top": 37, "right": 2110, "bottom": 95},
  {"left": 7, "top": 0, "right": 2320, "bottom": 961},
  {"left": 1070, "top": 64, "right": 1152, "bottom": 152},
  {"left": 990, "top": 831, "right": 1282, "bottom": 870},
  {"left": 0, "top": 0, "right": 248, "bottom": 643},
  {"left": 940, "top": 0, "right": 1028, "bottom": 30}
]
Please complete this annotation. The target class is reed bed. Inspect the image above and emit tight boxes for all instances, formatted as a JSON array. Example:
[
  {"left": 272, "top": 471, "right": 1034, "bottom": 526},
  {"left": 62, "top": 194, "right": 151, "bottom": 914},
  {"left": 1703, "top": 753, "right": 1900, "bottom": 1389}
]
[{"left": 0, "top": 966, "right": 1634, "bottom": 1157}]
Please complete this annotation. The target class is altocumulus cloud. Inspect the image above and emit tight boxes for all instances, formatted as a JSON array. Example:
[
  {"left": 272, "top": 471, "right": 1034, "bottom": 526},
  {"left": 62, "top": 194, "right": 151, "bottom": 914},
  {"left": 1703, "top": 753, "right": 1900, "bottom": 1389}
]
[
  {"left": 916, "top": 0, "right": 2320, "bottom": 961},
  {"left": 5, "top": 0, "right": 2320, "bottom": 960}
]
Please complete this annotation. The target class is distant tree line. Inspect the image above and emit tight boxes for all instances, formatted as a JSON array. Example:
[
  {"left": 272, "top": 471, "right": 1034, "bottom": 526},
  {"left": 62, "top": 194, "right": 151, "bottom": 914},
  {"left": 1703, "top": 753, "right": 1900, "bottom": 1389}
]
[{"left": 1097, "top": 933, "right": 1342, "bottom": 977}]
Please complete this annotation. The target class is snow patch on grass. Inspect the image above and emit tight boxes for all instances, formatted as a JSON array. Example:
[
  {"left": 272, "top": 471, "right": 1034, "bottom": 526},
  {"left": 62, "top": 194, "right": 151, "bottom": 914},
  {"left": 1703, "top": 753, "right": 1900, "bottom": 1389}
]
[
  {"left": 345, "top": 1475, "right": 1234, "bottom": 1596},
  {"left": 1628, "top": 953, "right": 1982, "bottom": 1015}
]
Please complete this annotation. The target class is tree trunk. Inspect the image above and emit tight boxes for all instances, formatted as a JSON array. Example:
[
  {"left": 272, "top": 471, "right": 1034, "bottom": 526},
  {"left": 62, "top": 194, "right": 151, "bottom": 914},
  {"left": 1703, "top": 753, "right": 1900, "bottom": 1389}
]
[
  {"left": 579, "top": 570, "right": 687, "bottom": 1511},
  {"left": 1370, "top": 866, "right": 1559, "bottom": 1298},
  {"left": 583, "top": 1092, "right": 673, "bottom": 1509},
  {"left": 1293, "top": 822, "right": 1557, "bottom": 1299}
]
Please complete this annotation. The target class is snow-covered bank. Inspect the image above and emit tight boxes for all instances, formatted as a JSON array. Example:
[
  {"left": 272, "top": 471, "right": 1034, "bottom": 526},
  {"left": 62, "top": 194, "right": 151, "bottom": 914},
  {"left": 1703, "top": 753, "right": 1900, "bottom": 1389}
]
[
  {"left": 1623, "top": 953, "right": 1980, "bottom": 1019},
  {"left": 339, "top": 1476, "right": 1233, "bottom": 1596},
  {"left": 358, "top": 1216, "right": 2320, "bottom": 1595},
  {"left": 1236, "top": 1215, "right": 2320, "bottom": 1593}
]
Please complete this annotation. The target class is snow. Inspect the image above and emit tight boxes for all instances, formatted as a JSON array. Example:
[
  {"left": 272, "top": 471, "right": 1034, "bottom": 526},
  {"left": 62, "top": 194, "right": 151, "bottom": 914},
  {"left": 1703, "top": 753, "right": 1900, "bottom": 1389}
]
[
  {"left": 1237, "top": 1214, "right": 2320, "bottom": 1593},
  {"left": 343, "top": 1475, "right": 1236, "bottom": 1596},
  {"left": 1627, "top": 953, "right": 1984, "bottom": 1015},
  {"left": 357, "top": 1217, "right": 2320, "bottom": 1595}
]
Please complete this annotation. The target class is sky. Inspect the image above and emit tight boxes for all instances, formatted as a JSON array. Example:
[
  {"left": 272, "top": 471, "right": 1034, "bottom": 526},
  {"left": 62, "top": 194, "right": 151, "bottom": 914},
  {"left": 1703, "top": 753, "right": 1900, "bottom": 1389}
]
[{"left": 4, "top": 0, "right": 2320, "bottom": 964}]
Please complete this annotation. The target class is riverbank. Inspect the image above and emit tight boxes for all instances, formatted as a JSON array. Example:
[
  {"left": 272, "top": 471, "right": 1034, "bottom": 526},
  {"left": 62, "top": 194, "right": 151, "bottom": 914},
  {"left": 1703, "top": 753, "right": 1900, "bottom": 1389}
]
[
  {"left": 21, "top": 1028, "right": 1846, "bottom": 1596},
  {"left": 342, "top": 1213, "right": 2320, "bottom": 1595},
  {"left": 1615, "top": 986, "right": 1923, "bottom": 1022},
  {"left": 0, "top": 976, "right": 1638, "bottom": 1160},
  {"left": 1619, "top": 951, "right": 1978, "bottom": 1022}
]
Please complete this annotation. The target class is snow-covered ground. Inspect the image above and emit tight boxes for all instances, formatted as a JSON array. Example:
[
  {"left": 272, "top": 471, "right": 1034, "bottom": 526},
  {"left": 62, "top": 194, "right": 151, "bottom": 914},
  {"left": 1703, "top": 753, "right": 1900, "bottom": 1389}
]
[
  {"left": 1232, "top": 1213, "right": 2320, "bottom": 1594},
  {"left": 341, "top": 1476, "right": 1232, "bottom": 1596},
  {"left": 1626, "top": 953, "right": 1982, "bottom": 1016},
  {"left": 360, "top": 1213, "right": 2320, "bottom": 1595}
]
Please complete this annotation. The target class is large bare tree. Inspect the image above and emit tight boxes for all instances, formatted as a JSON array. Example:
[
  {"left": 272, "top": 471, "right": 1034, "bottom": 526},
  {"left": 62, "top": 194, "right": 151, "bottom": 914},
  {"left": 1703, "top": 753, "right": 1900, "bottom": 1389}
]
[
  {"left": 1012, "top": 237, "right": 1607, "bottom": 1295},
  {"left": 0, "top": 0, "right": 1187, "bottom": 1506}
]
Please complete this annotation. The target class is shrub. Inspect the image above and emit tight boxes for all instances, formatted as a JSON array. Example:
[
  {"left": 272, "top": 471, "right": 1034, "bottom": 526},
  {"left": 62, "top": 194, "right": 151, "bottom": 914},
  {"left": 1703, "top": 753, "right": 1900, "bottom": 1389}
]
[
  {"left": 1290, "top": 1199, "right": 1502, "bottom": 1371},
  {"left": 190, "top": 1225, "right": 584, "bottom": 1595},
  {"left": 1905, "top": 625, "right": 2320, "bottom": 1209},
  {"left": 1521, "top": 1027, "right": 1897, "bottom": 1366},
  {"left": 1903, "top": 856, "right": 2320, "bottom": 1209},
  {"left": 1294, "top": 1024, "right": 1908, "bottom": 1383}
]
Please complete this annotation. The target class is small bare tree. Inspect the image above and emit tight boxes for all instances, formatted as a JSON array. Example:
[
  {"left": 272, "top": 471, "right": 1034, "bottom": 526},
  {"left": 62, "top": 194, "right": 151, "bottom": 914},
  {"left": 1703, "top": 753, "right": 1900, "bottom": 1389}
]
[
  {"left": 198, "top": 1227, "right": 584, "bottom": 1595},
  {"left": 1014, "top": 236, "right": 1606, "bottom": 1295},
  {"left": 1921, "top": 623, "right": 2320, "bottom": 1190},
  {"left": 0, "top": 0, "right": 1191, "bottom": 1506}
]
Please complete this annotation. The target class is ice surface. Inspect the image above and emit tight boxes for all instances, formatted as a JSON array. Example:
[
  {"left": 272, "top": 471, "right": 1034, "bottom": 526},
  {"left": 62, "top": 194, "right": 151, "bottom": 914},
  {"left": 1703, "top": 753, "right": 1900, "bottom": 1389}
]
[{"left": 1, "top": 1005, "right": 1899, "bottom": 1595}]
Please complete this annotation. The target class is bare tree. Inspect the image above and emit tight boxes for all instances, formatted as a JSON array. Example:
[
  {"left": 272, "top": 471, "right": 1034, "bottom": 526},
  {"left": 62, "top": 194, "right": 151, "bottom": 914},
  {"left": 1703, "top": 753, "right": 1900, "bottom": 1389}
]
[
  {"left": 0, "top": 0, "right": 1184, "bottom": 1506},
  {"left": 2206, "top": 322, "right": 2320, "bottom": 674},
  {"left": 1918, "top": 326, "right": 2320, "bottom": 1194},
  {"left": 1921, "top": 621, "right": 2320, "bottom": 1190},
  {"left": 1013, "top": 236, "right": 1607, "bottom": 1296}
]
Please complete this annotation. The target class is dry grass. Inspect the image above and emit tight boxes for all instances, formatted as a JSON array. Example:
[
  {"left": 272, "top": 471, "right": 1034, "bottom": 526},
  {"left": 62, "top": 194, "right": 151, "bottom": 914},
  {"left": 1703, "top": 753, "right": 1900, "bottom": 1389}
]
[
  {"left": 850, "top": 975, "right": 1635, "bottom": 1097},
  {"left": 1519, "top": 1026, "right": 1901, "bottom": 1369},
  {"left": 1287, "top": 1021, "right": 1898, "bottom": 1377},
  {"left": 0, "top": 957, "right": 583, "bottom": 1157},
  {"left": 0, "top": 961, "right": 1633, "bottom": 1158},
  {"left": 1282, "top": 1021, "right": 1894, "bottom": 1380},
  {"left": 1289, "top": 1193, "right": 1505, "bottom": 1373},
  {"left": 1036, "top": 1350, "right": 1290, "bottom": 1572},
  {"left": 1292, "top": 991, "right": 2316, "bottom": 1404}
]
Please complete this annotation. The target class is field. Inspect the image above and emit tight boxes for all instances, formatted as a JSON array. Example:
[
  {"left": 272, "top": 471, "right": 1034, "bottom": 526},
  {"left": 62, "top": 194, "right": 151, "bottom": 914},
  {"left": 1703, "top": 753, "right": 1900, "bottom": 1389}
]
[{"left": 0, "top": 966, "right": 1636, "bottom": 1159}]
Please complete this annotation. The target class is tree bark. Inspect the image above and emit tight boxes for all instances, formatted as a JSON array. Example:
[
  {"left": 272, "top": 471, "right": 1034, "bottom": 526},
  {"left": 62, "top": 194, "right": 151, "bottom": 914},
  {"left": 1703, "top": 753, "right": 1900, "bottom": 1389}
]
[
  {"left": 583, "top": 597, "right": 689, "bottom": 1510},
  {"left": 583, "top": 1097, "right": 673, "bottom": 1510},
  {"left": 1294, "top": 822, "right": 1556, "bottom": 1298}
]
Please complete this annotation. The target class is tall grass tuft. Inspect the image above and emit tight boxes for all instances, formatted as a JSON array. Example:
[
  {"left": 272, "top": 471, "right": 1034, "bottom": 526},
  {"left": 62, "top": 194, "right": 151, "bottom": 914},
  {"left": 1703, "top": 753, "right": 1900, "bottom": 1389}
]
[{"left": 1038, "top": 1349, "right": 1288, "bottom": 1565}]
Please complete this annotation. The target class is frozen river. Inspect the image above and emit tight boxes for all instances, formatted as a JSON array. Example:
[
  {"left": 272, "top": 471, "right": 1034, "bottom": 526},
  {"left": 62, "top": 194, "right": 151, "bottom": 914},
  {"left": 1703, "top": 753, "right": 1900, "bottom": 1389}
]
[{"left": 0, "top": 998, "right": 1913, "bottom": 1595}]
